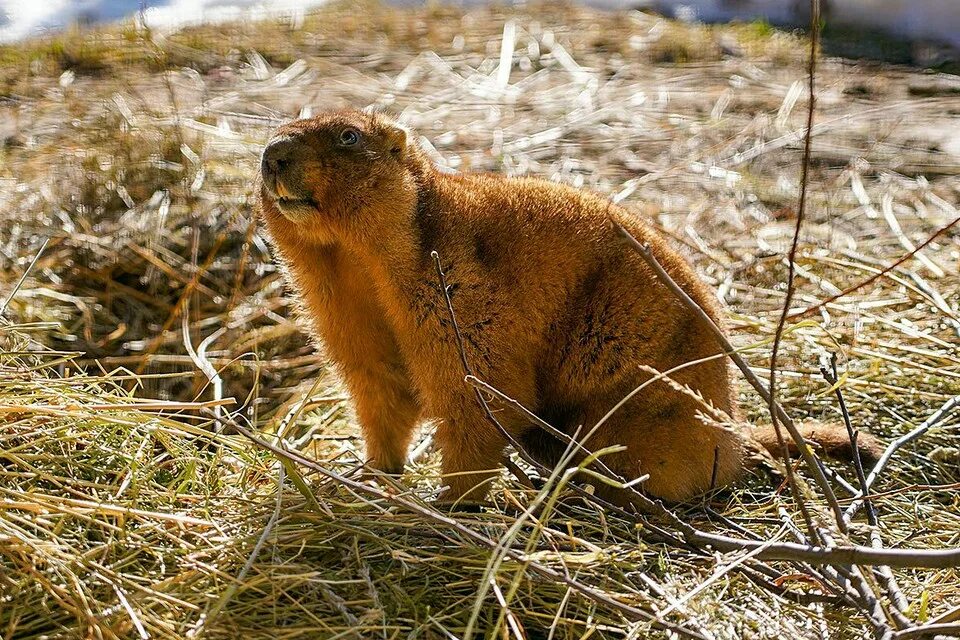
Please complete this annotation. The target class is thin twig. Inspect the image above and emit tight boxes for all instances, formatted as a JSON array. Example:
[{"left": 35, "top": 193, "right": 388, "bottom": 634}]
[
  {"left": 892, "top": 623, "right": 960, "bottom": 639},
  {"left": 430, "top": 250, "right": 550, "bottom": 493},
  {"left": 614, "top": 224, "right": 847, "bottom": 530},
  {"left": 845, "top": 394, "right": 960, "bottom": 521},
  {"left": 787, "top": 214, "right": 960, "bottom": 321},
  {"left": 767, "top": 0, "right": 822, "bottom": 541},
  {"left": 821, "top": 356, "right": 875, "bottom": 523},
  {"left": 0, "top": 238, "right": 49, "bottom": 319}
]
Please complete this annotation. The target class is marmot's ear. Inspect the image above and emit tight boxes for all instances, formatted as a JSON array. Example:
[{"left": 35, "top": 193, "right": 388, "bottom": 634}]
[{"left": 386, "top": 124, "right": 408, "bottom": 158}]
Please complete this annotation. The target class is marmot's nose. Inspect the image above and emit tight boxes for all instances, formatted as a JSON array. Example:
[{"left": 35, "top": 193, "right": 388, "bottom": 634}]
[{"left": 261, "top": 136, "right": 297, "bottom": 176}]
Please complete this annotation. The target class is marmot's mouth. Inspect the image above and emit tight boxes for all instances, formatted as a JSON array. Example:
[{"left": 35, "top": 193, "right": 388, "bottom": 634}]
[
  {"left": 273, "top": 195, "right": 318, "bottom": 222},
  {"left": 266, "top": 175, "right": 314, "bottom": 207},
  {"left": 277, "top": 197, "right": 314, "bottom": 207}
]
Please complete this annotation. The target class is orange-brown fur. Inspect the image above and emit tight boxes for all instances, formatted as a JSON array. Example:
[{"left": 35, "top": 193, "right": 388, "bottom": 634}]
[{"left": 256, "top": 110, "right": 881, "bottom": 504}]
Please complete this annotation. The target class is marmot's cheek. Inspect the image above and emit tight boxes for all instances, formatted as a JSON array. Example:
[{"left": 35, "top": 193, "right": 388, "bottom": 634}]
[{"left": 304, "top": 180, "right": 331, "bottom": 213}]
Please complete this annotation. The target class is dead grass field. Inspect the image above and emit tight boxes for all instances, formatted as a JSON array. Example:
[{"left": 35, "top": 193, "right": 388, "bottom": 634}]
[{"left": 0, "top": 2, "right": 958, "bottom": 638}]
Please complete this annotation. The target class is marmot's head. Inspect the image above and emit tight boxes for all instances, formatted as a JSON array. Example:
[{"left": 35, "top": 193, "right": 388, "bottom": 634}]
[{"left": 258, "top": 111, "right": 418, "bottom": 232}]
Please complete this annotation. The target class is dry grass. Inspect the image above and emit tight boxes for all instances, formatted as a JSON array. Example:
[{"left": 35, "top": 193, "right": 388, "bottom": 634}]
[{"left": 1, "top": 2, "right": 958, "bottom": 638}]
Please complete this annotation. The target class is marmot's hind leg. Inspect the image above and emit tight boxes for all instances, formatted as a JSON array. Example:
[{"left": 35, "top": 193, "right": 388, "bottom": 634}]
[
  {"left": 586, "top": 405, "right": 746, "bottom": 505},
  {"left": 435, "top": 412, "right": 508, "bottom": 504}
]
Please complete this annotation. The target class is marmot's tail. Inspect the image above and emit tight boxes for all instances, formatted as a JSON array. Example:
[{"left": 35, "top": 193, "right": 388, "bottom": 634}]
[{"left": 751, "top": 420, "right": 884, "bottom": 467}]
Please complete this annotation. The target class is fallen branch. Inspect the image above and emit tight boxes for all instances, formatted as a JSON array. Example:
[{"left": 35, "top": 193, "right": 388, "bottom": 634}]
[
  {"left": 892, "top": 623, "right": 960, "bottom": 639},
  {"left": 235, "top": 419, "right": 960, "bottom": 571}
]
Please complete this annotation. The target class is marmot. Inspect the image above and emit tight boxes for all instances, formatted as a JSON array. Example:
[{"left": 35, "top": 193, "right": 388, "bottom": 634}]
[{"left": 256, "top": 110, "right": 881, "bottom": 504}]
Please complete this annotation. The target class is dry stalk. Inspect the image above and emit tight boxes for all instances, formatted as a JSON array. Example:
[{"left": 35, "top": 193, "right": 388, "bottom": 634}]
[
  {"left": 615, "top": 223, "right": 847, "bottom": 529},
  {"left": 230, "top": 420, "right": 712, "bottom": 640},
  {"left": 767, "top": 0, "right": 823, "bottom": 542},
  {"left": 787, "top": 214, "right": 960, "bottom": 321}
]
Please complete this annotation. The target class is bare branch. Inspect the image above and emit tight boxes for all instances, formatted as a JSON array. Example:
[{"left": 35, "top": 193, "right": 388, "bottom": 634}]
[
  {"left": 845, "top": 394, "right": 960, "bottom": 522},
  {"left": 766, "top": 0, "right": 823, "bottom": 541},
  {"left": 614, "top": 223, "right": 847, "bottom": 530},
  {"left": 892, "top": 623, "right": 960, "bottom": 639},
  {"left": 787, "top": 214, "right": 960, "bottom": 322}
]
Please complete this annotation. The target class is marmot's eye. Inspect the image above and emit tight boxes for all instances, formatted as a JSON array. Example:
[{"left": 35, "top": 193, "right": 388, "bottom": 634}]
[{"left": 339, "top": 128, "right": 360, "bottom": 146}]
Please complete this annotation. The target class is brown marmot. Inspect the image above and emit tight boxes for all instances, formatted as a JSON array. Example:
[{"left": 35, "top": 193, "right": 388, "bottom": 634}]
[{"left": 256, "top": 110, "right": 880, "bottom": 504}]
